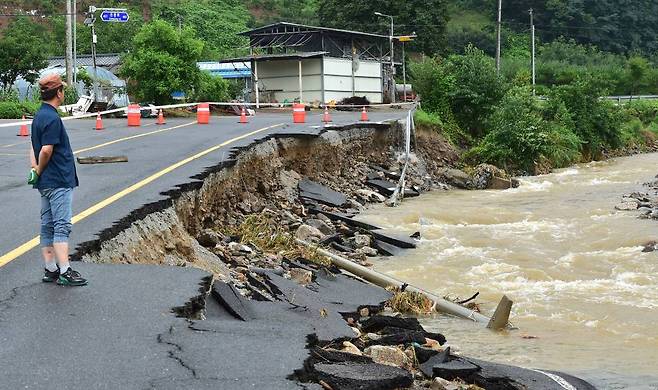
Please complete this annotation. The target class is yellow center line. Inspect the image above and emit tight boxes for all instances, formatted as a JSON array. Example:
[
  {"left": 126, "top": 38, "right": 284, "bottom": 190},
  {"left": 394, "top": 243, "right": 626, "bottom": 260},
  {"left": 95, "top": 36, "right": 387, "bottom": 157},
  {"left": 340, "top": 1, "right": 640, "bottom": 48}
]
[
  {"left": 74, "top": 121, "right": 196, "bottom": 155},
  {"left": 0, "top": 123, "right": 284, "bottom": 267}
]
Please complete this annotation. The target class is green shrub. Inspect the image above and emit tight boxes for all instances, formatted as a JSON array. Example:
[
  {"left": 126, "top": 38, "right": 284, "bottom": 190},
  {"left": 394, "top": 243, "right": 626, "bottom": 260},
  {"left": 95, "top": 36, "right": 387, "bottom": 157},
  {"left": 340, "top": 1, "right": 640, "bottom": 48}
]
[
  {"left": 549, "top": 76, "right": 622, "bottom": 158},
  {"left": 0, "top": 101, "right": 25, "bottom": 119},
  {"left": 444, "top": 45, "right": 508, "bottom": 137},
  {"left": 415, "top": 109, "right": 471, "bottom": 146},
  {"left": 193, "top": 71, "right": 230, "bottom": 102},
  {"left": 625, "top": 100, "right": 658, "bottom": 125},
  {"left": 468, "top": 87, "right": 581, "bottom": 171}
]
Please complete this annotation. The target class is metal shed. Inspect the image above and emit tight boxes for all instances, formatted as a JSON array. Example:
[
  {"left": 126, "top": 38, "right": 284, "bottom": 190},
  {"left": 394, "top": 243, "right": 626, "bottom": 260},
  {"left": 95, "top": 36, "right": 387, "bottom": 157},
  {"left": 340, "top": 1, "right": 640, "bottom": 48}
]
[{"left": 221, "top": 22, "right": 398, "bottom": 106}]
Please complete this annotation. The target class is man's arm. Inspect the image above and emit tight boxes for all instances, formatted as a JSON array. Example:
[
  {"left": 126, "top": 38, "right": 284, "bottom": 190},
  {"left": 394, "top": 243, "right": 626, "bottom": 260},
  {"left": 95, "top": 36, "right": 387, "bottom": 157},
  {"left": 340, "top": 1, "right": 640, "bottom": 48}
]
[
  {"left": 29, "top": 145, "right": 37, "bottom": 169},
  {"left": 35, "top": 145, "right": 54, "bottom": 176}
]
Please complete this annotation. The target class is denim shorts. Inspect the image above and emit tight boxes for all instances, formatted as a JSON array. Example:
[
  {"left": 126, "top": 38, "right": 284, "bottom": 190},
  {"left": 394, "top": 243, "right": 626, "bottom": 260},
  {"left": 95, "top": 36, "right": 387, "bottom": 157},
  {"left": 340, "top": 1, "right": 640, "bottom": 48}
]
[{"left": 39, "top": 188, "right": 73, "bottom": 247}]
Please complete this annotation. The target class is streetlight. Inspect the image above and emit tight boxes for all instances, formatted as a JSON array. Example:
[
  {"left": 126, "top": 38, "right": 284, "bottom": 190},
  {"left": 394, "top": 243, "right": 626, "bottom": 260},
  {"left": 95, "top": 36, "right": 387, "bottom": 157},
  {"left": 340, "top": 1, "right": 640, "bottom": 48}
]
[
  {"left": 397, "top": 34, "right": 416, "bottom": 102},
  {"left": 375, "top": 11, "right": 395, "bottom": 103}
]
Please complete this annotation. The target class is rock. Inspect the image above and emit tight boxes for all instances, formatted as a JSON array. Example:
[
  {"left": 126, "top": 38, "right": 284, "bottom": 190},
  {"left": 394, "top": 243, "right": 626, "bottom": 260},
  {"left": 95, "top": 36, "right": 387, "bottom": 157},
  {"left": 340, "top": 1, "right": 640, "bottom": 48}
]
[
  {"left": 638, "top": 207, "right": 653, "bottom": 215},
  {"left": 196, "top": 229, "right": 224, "bottom": 248},
  {"left": 356, "top": 189, "right": 386, "bottom": 203},
  {"left": 289, "top": 268, "right": 313, "bottom": 285},
  {"left": 295, "top": 224, "right": 325, "bottom": 243},
  {"left": 279, "top": 169, "right": 301, "bottom": 189},
  {"left": 356, "top": 246, "right": 379, "bottom": 257},
  {"left": 471, "top": 164, "right": 511, "bottom": 190},
  {"left": 306, "top": 218, "right": 335, "bottom": 235},
  {"left": 438, "top": 168, "right": 472, "bottom": 189},
  {"left": 281, "top": 210, "right": 302, "bottom": 224},
  {"left": 228, "top": 242, "right": 253, "bottom": 253},
  {"left": 364, "top": 345, "right": 409, "bottom": 368},
  {"left": 316, "top": 213, "right": 332, "bottom": 224},
  {"left": 615, "top": 201, "right": 639, "bottom": 211},
  {"left": 643, "top": 241, "right": 658, "bottom": 252},
  {"left": 350, "top": 233, "right": 372, "bottom": 248},
  {"left": 342, "top": 341, "right": 362, "bottom": 356}
]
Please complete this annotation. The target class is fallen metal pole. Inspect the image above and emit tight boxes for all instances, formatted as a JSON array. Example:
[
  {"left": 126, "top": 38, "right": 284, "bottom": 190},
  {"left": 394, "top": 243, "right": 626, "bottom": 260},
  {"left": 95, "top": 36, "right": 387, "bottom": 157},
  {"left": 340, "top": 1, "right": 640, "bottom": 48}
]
[{"left": 296, "top": 239, "right": 510, "bottom": 326}]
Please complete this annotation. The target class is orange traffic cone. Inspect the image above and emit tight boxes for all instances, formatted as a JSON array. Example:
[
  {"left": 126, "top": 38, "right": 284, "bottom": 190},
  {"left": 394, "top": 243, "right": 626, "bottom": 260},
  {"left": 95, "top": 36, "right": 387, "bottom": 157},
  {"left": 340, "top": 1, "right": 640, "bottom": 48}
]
[
  {"left": 239, "top": 107, "right": 248, "bottom": 124},
  {"left": 360, "top": 106, "right": 369, "bottom": 121},
  {"left": 17, "top": 115, "right": 29, "bottom": 137},
  {"left": 322, "top": 106, "right": 332, "bottom": 123},
  {"left": 95, "top": 112, "right": 104, "bottom": 130},
  {"left": 156, "top": 109, "right": 166, "bottom": 125}
]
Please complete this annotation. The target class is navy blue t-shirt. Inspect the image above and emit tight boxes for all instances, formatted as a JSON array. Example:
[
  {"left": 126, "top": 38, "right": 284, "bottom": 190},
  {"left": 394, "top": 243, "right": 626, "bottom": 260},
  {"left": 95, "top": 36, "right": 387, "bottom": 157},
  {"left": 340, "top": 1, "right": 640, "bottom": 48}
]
[{"left": 31, "top": 103, "right": 79, "bottom": 189}]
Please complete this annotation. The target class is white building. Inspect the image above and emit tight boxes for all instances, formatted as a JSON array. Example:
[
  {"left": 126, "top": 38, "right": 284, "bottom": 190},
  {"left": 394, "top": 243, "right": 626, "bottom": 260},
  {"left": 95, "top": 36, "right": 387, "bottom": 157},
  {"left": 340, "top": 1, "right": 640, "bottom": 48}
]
[{"left": 220, "top": 22, "right": 398, "bottom": 105}]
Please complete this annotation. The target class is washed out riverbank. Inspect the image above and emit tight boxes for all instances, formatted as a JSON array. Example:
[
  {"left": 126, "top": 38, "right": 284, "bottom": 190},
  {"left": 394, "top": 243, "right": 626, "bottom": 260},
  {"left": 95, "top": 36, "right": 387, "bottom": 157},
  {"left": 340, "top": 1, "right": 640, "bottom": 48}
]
[
  {"left": 358, "top": 152, "right": 658, "bottom": 389},
  {"left": 67, "top": 116, "right": 600, "bottom": 389}
]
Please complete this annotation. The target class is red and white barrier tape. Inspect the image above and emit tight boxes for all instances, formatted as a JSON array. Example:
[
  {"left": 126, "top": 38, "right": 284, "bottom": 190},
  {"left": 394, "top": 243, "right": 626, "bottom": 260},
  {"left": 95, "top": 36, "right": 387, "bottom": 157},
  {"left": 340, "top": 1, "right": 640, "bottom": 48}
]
[{"left": 0, "top": 101, "right": 417, "bottom": 129}]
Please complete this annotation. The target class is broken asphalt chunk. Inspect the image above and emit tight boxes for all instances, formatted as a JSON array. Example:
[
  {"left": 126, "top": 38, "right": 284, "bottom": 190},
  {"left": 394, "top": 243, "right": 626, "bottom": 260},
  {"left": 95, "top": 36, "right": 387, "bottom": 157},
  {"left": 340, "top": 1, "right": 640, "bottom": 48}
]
[
  {"left": 211, "top": 281, "right": 255, "bottom": 321},
  {"left": 312, "top": 362, "right": 413, "bottom": 390},
  {"left": 299, "top": 178, "right": 348, "bottom": 207},
  {"left": 366, "top": 179, "right": 420, "bottom": 197}
]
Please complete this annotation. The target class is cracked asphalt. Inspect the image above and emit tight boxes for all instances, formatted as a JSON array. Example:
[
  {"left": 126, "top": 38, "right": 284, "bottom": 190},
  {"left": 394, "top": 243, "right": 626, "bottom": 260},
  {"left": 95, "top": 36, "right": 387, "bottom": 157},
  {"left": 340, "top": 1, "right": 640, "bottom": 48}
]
[{"left": 0, "top": 109, "right": 407, "bottom": 390}]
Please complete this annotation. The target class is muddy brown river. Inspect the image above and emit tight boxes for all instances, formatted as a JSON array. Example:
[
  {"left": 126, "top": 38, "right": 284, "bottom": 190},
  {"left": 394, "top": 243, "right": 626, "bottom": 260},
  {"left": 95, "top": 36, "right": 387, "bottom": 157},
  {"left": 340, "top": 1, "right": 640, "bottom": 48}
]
[{"left": 358, "top": 153, "right": 658, "bottom": 389}]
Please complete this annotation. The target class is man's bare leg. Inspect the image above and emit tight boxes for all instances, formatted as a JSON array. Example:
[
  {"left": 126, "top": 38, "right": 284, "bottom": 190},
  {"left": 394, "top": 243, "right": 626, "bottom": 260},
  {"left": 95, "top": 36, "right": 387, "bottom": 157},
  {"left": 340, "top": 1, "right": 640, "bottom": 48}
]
[{"left": 53, "top": 242, "right": 70, "bottom": 272}]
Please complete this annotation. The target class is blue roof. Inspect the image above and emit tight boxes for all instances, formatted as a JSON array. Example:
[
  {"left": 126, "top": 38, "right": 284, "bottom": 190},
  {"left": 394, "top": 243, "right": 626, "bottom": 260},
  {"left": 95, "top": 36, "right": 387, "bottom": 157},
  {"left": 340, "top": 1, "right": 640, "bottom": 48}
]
[{"left": 197, "top": 62, "right": 251, "bottom": 79}]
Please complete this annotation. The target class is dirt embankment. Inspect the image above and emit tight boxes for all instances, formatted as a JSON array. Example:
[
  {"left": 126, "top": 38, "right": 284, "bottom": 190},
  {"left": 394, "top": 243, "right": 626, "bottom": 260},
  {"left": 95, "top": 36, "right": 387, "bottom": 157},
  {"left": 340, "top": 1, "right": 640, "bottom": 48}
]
[{"left": 75, "top": 122, "right": 459, "bottom": 277}]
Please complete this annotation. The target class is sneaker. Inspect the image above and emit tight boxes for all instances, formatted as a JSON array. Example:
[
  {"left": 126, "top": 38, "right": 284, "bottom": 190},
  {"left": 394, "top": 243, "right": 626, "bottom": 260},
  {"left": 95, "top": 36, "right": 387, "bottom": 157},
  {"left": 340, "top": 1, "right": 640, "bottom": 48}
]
[
  {"left": 57, "top": 268, "right": 88, "bottom": 286},
  {"left": 42, "top": 267, "right": 59, "bottom": 283}
]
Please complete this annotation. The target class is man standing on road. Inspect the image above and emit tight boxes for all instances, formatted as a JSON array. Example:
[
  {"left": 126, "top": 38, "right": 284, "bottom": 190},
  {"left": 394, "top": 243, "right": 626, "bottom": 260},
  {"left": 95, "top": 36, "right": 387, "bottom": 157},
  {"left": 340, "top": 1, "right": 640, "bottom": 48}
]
[{"left": 29, "top": 73, "right": 87, "bottom": 286}]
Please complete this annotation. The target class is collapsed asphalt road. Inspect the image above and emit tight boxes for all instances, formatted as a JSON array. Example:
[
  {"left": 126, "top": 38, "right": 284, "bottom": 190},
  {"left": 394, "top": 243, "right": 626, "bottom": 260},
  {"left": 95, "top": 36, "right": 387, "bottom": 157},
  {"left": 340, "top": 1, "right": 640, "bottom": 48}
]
[{"left": 0, "top": 111, "right": 599, "bottom": 389}]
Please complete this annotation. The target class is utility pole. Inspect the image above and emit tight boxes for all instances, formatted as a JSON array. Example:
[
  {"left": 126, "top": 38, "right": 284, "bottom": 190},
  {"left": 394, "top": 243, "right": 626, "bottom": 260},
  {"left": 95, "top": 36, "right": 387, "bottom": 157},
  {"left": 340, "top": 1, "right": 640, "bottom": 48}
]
[
  {"left": 530, "top": 8, "right": 536, "bottom": 96},
  {"left": 496, "top": 0, "right": 502, "bottom": 75},
  {"left": 65, "top": 0, "right": 73, "bottom": 86},
  {"left": 73, "top": 0, "right": 77, "bottom": 84},
  {"left": 375, "top": 12, "right": 395, "bottom": 103}
]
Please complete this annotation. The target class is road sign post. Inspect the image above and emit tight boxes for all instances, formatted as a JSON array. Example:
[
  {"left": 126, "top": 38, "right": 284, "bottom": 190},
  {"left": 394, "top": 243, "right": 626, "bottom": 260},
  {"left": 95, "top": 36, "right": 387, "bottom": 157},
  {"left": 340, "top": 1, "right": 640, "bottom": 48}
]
[{"left": 84, "top": 6, "right": 129, "bottom": 103}]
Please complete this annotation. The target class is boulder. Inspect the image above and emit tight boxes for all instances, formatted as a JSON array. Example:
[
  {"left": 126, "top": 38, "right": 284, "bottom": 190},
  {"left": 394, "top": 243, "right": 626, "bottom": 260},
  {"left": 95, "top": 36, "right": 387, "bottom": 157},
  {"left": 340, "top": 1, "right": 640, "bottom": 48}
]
[
  {"left": 643, "top": 241, "right": 658, "bottom": 253},
  {"left": 364, "top": 345, "right": 409, "bottom": 368},
  {"left": 228, "top": 242, "right": 253, "bottom": 253},
  {"left": 342, "top": 341, "right": 362, "bottom": 356},
  {"left": 356, "top": 246, "right": 379, "bottom": 257},
  {"left": 356, "top": 189, "right": 387, "bottom": 203},
  {"left": 196, "top": 229, "right": 224, "bottom": 248},
  {"left": 306, "top": 218, "right": 335, "bottom": 235},
  {"left": 350, "top": 233, "right": 372, "bottom": 248},
  {"left": 438, "top": 168, "right": 472, "bottom": 189},
  {"left": 615, "top": 201, "right": 639, "bottom": 211},
  {"left": 295, "top": 224, "right": 325, "bottom": 243}
]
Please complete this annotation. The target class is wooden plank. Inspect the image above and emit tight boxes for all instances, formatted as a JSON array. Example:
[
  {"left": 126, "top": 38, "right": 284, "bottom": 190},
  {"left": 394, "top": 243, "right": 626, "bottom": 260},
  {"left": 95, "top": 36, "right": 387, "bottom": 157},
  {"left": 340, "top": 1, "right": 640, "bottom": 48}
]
[{"left": 77, "top": 156, "right": 128, "bottom": 164}]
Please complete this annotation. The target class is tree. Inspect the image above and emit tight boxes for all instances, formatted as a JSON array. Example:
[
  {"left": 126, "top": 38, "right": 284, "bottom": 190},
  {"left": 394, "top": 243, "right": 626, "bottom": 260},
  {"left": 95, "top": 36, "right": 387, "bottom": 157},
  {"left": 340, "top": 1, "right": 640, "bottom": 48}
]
[
  {"left": 317, "top": 0, "right": 449, "bottom": 56},
  {"left": 627, "top": 56, "right": 649, "bottom": 97},
  {"left": 444, "top": 45, "right": 507, "bottom": 137},
  {"left": 0, "top": 18, "right": 50, "bottom": 91},
  {"left": 120, "top": 20, "right": 204, "bottom": 104},
  {"left": 155, "top": 0, "right": 251, "bottom": 58}
]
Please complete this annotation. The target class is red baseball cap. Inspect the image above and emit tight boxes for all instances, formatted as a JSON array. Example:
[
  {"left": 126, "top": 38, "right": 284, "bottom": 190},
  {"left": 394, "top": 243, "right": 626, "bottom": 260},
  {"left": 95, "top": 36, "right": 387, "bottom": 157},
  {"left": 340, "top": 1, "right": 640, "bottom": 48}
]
[{"left": 38, "top": 73, "right": 67, "bottom": 92}]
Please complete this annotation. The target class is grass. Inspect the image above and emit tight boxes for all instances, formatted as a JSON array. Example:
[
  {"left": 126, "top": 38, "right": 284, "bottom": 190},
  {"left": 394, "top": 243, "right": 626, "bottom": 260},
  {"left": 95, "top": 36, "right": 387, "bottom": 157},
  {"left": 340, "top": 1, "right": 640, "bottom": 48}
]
[
  {"left": 223, "top": 212, "right": 331, "bottom": 266},
  {"left": 385, "top": 287, "right": 434, "bottom": 315}
]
